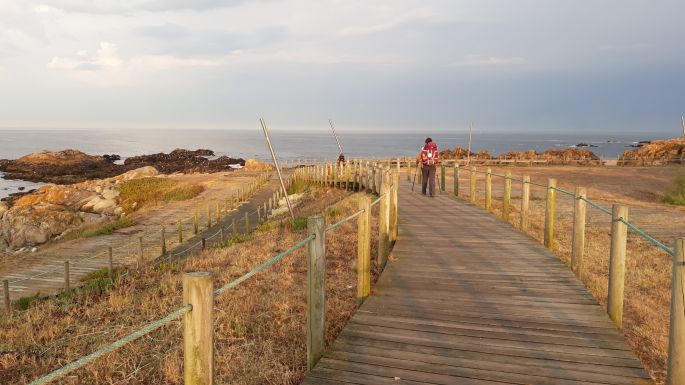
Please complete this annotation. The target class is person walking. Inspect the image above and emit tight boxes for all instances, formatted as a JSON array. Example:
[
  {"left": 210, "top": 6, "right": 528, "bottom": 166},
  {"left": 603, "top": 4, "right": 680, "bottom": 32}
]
[{"left": 417, "top": 137, "right": 439, "bottom": 196}]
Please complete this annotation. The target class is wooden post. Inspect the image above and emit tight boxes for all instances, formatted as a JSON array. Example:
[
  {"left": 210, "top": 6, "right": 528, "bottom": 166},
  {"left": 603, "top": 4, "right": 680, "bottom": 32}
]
[
  {"left": 607, "top": 204, "right": 628, "bottom": 328},
  {"left": 220, "top": 225, "right": 225, "bottom": 243},
  {"left": 244, "top": 212, "right": 249, "bottom": 233},
  {"left": 161, "top": 227, "right": 166, "bottom": 256},
  {"left": 216, "top": 204, "right": 221, "bottom": 222},
  {"left": 572, "top": 187, "right": 587, "bottom": 277},
  {"left": 667, "top": 238, "right": 685, "bottom": 385},
  {"left": 470, "top": 167, "right": 477, "bottom": 204},
  {"left": 520, "top": 176, "right": 530, "bottom": 231},
  {"left": 453, "top": 164, "right": 459, "bottom": 196},
  {"left": 407, "top": 159, "right": 412, "bottom": 182},
  {"left": 108, "top": 247, "right": 114, "bottom": 281},
  {"left": 485, "top": 168, "right": 492, "bottom": 210},
  {"left": 544, "top": 179, "right": 557, "bottom": 249},
  {"left": 63, "top": 261, "right": 70, "bottom": 291},
  {"left": 207, "top": 206, "right": 212, "bottom": 228},
  {"left": 183, "top": 272, "right": 214, "bottom": 385},
  {"left": 357, "top": 196, "right": 372, "bottom": 304},
  {"left": 138, "top": 237, "right": 144, "bottom": 268},
  {"left": 440, "top": 164, "right": 446, "bottom": 192},
  {"left": 3, "top": 279, "right": 10, "bottom": 313},
  {"left": 391, "top": 171, "right": 399, "bottom": 242},
  {"left": 378, "top": 172, "right": 390, "bottom": 269},
  {"left": 178, "top": 220, "right": 183, "bottom": 244},
  {"left": 232, "top": 218, "right": 237, "bottom": 237},
  {"left": 201, "top": 238, "right": 206, "bottom": 250},
  {"left": 307, "top": 215, "right": 325, "bottom": 370},
  {"left": 371, "top": 167, "right": 377, "bottom": 194},
  {"left": 194, "top": 211, "right": 199, "bottom": 235},
  {"left": 503, "top": 171, "right": 512, "bottom": 220}
]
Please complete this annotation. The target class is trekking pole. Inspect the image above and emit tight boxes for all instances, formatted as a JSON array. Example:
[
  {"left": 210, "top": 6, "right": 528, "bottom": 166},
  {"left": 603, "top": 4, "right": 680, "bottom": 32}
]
[{"left": 411, "top": 161, "right": 419, "bottom": 192}]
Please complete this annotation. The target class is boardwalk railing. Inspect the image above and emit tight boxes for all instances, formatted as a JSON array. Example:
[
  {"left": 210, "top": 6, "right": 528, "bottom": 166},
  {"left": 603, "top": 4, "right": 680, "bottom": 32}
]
[
  {"left": 427, "top": 163, "right": 684, "bottom": 385},
  {"left": 24, "top": 164, "right": 398, "bottom": 385},
  {"left": 2, "top": 170, "right": 277, "bottom": 308}
]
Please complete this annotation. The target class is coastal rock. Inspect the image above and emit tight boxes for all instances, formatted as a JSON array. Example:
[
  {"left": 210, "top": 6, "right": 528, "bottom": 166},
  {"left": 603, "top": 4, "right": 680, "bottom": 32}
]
[
  {"left": 1, "top": 149, "right": 244, "bottom": 185},
  {"left": 620, "top": 138, "right": 685, "bottom": 160},
  {"left": 0, "top": 150, "right": 121, "bottom": 184},
  {"left": 124, "top": 149, "right": 244, "bottom": 174},
  {"left": 440, "top": 147, "right": 492, "bottom": 160},
  {"left": 0, "top": 166, "right": 157, "bottom": 252}
]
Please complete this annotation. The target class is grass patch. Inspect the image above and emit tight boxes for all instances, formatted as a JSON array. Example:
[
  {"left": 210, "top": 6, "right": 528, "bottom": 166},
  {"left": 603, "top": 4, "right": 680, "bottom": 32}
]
[
  {"left": 119, "top": 177, "right": 204, "bottom": 213},
  {"left": 82, "top": 218, "right": 137, "bottom": 237},
  {"left": 211, "top": 234, "right": 253, "bottom": 249},
  {"left": 291, "top": 216, "right": 308, "bottom": 230},
  {"left": 287, "top": 179, "right": 308, "bottom": 195},
  {"left": 662, "top": 175, "right": 685, "bottom": 205},
  {"left": 13, "top": 293, "right": 40, "bottom": 311},
  {"left": 325, "top": 207, "right": 339, "bottom": 217}
]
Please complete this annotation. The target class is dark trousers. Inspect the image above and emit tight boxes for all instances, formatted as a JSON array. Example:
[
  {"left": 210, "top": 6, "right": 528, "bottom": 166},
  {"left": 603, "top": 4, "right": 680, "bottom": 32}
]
[{"left": 421, "top": 164, "right": 437, "bottom": 196}]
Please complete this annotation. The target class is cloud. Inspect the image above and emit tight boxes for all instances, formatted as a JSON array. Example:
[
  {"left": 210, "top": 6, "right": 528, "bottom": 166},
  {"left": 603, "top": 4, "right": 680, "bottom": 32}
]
[
  {"left": 450, "top": 55, "right": 527, "bottom": 67},
  {"left": 31, "top": 0, "right": 256, "bottom": 15},
  {"left": 336, "top": 10, "right": 443, "bottom": 37}
]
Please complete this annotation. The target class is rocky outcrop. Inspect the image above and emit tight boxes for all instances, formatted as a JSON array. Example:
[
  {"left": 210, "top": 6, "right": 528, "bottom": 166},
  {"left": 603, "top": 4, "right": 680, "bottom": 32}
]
[
  {"left": 0, "top": 167, "right": 158, "bottom": 253},
  {"left": 0, "top": 149, "right": 245, "bottom": 184},
  {"left": 620, "top": 138, "right": 685, "bottom": 160},
  {"left": 0, "top": 150, "right": 122, "bottom": 184},
  {"left": 440, "top": 147, "right": 492, "bottom": 160}
]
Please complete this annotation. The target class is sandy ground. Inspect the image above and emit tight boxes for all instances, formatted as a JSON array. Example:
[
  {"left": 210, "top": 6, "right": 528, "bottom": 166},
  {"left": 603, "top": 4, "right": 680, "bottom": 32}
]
[{"left": 0, "top": 170, "right": 269, "bottom": 301}]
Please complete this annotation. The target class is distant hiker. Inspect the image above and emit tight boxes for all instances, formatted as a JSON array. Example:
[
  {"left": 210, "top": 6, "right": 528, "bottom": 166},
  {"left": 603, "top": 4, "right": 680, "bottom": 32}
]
[
  {"left": 337, "top": 153, "right": 346, "bottom": 165},
  {"left": 417, "top": 137, "right": 439, "bottom": 196}
]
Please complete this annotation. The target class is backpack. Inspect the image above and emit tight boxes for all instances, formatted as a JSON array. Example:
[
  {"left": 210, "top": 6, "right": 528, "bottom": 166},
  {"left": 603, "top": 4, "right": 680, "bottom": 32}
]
[{"left": 421, "top": 143, "right": 439, "bottom": 166}]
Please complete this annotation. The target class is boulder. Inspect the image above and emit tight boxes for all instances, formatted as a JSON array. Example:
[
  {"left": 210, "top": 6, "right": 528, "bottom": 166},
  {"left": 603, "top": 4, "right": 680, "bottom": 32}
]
[{"left": 620, "top": 138, "right": 685, "bottom": 160}]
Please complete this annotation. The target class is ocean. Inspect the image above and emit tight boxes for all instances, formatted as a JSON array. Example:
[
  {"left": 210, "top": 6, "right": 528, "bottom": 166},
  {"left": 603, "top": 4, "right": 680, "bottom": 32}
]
[{"left": 0, "top": 129, "right": 674, "bottom": 199}]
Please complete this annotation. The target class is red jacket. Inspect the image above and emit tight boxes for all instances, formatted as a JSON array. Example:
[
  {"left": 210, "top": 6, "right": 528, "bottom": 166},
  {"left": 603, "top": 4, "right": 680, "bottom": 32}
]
[{"left": 417, "top": 142, "right": 439, "bottom": 166}]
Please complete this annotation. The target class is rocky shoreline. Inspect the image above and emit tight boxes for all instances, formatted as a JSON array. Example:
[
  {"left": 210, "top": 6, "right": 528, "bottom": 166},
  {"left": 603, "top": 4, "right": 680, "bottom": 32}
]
[{"left": 0, "top": 148, "right": 245, "bottom": 185}]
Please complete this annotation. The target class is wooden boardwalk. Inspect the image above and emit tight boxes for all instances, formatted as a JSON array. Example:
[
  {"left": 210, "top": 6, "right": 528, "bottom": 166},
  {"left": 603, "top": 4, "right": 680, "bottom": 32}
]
[{"left": 303, "top": 180, "right": 654, "bottom": 385}]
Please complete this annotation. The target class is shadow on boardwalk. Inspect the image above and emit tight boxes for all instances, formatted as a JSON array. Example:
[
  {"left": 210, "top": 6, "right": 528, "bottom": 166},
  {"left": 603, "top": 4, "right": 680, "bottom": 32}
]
[{"left": 303, "top": 179, "right": 654, "bottom": 385}]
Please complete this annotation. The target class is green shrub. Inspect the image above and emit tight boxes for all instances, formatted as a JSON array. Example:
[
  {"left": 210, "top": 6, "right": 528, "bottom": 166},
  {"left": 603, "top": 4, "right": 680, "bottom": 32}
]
[
  {"left": 325, "top": 207, "right": 339, "bottom": 217},
  {"left": 212, "top": 234, "right": 253, "bottom": 249},
  {"left": 292, "top": 217, "right": 308, "bottom": 231},
  {"left": 13, "top": 293, "right": 40, "bottom": 311},
  {"left": 663, "top": 176, "right": 685, "bottom": 205},
  {"left": 287, "top": 179, "right": 307, "bottom": 195}
]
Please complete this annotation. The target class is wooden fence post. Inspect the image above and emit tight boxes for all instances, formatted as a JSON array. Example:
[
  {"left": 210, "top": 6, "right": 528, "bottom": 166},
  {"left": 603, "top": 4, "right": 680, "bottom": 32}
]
[
  {"left": 220, "top": 225, "right": 225, "bottom": 243},
  {"left": 503, "top": 172, "right": 512, "bottom": 220},
  {"left": 470, "top": 167, "right": 477, "bottom": 204},
  {"left": 232, "top": 218, "right": 237, "bottom": 237},
  {"left": 244, "top": 212, "right": 249, "bottom": 233},
  {"left": 607, "top": 204, "right": 628, "bottom": 328},
  {"left": 307, "top": 215, "right": 326, "bottom": 370},
  {"left": 108, "top": 247, "right": 114, "bottom": 281},
  {"left": 520, "top": 176, "right": 530, "bottom": 231},
  {"left": 485, "top": 168, "right": 492, "bottom": 210},
  {"left": 357, "top": 196, "right": 372, "bottom": 304},
  {"left": 194, "top": 211, "right": 199, "bottom": 235},
  {"left": 391, "top": 171, "right": 399, "bottom": 242},
  {"left": 378, "top": 172, "right": 390, "bottom": 269},
  {"left": 371, "top": 167, "right": 377, "bottom": 194},
  {"left": 183, "top": 272, "right": 214, "bottom": 385},
  {"left": 161, "top": 227, "right": 166, "bottom": 256},
  {"left": 544, "top": 179, "right": 557, "bottom": 249},
  {"left": 207, "top": 206, "right": 212, "bottom": 228},
  {"left": 138, "top": 237, "right": 144, "bottom": 268},
  {"left": 453, "top": 164, "right": 459, "bottom": 196},
  {"left": 667, "top": 238, "right": 685, "bottom": 385},
  {"left": 63, "top": 261, "right": 70, "bottom": 291},
  {"left": 407, "top": 160, "right": 412, "bottom": 182},
  {"left": 3, "top": 279, "right": 10, "bottom": 313},
  {"left": 572, "top": 187, "right": 587, "bottom": 277},
  {"left": 178, "top": 220, "right": 183, "bottom": 244},
  {"left": 440, "top": 164, "right": 446, "bottom": 192},
  {"left": 201, "top": 238, "right": 206, "bottom": 250}
]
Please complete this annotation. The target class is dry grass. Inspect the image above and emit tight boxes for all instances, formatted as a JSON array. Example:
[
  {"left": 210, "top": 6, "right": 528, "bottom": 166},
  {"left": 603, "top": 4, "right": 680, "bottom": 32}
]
[
  {"left": 119, "top": 177, "right": 205, "bottom": 213},
  {"left": 442, "top": 167, "right": 675, "bottom": 384},
  {"left": 0, "top": 186, "right": 379, "bottom": 385}
]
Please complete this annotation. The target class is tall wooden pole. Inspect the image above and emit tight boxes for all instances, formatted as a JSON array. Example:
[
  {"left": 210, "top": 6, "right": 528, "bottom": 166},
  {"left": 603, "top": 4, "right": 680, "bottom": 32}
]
[
  {"left": 520, "top": 176, "right": 530, "bottom": 231},
  {"left": 544, "top": 179, "right": 557, "bottom": 249},
  {"left": 260, "top": 118, "right": 295, "bottom": 220},
  {"left": 307, "top": 215, "right": 326, "bottom": 370},
  {"left": 608, "top": 204, "right": 628, "bottom": 328},
  {"left": 572, "top": 187, "right": 587, "bottom": 278},
  {"left": 667, "top": 238, "right": 685, "bottom": 385},
  {"left": 357, "top": 196, "right": 372, "bottom": 305},
  {"left": 183, "top": 272, "right": 214, "bottom": 385}
]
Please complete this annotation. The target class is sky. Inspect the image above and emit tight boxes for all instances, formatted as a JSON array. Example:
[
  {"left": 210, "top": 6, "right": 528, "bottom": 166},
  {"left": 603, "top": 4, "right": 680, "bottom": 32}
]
[{"left": 0, "top": 0, "right": 683, "bottom": 133}]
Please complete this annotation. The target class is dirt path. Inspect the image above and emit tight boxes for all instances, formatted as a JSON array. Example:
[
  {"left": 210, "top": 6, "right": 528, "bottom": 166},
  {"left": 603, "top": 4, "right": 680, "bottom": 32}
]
[{"left": 0, "top": 170, "right": 281, "bottom": 302}]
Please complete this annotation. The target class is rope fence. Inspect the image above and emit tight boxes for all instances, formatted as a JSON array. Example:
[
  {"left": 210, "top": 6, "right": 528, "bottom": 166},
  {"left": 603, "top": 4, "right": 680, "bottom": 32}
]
[{"left": 19, "top": 160, "right": 400, "bottom": 385}]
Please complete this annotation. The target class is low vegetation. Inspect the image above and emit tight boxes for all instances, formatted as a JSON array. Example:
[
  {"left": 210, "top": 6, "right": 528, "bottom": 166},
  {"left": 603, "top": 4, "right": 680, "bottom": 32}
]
[
  {"left": 662, "top": 175, "right": 685, "bottom": 205},
  {"left": 118, "top": 177, "right": 205, "bottom": 213},
  {"left": 0, "top": 186, "right": 380, "bottom": 384}
]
